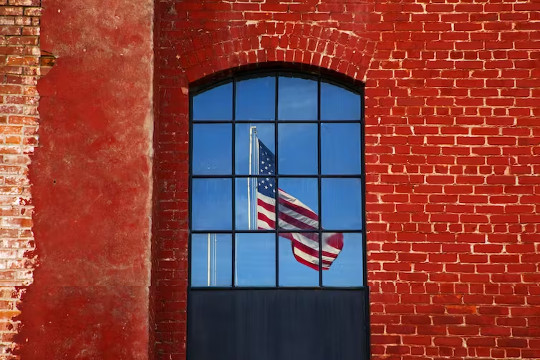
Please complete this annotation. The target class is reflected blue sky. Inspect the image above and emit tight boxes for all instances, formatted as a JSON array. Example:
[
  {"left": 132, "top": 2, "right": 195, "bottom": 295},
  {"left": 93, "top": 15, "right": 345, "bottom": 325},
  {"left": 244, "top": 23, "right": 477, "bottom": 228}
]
[
  {"left": 322, "top": 123, "right": 362, "bottom": 174},
  {"left": 236, "top": 77, "right": 275, "bottom": 120},
  {"left": 278, "top": 123, "right": 318, "bottom": 174},
  {"left": 192, "top": 178, "right": 231, "bottom": 230},
  {"left": 321, "top": 81, "right": 361, "bottom": 120},
  {"left": 278, "top": 77, "right": 317, "bottom": 121},
  {"left": 191, "top": 75, "right": 363, "bottom": 287},
  {"left": 193, "top": 82, "right": 232, "bottom": 120},
  {"left": 322, "top": 178, "right": 363, "bottom": 230},
  {"left": 193, "top": 124, "right": 231, "bottom": 175},
  {"left": 236, "top": 233, "right": 275, "bottom": 286}
]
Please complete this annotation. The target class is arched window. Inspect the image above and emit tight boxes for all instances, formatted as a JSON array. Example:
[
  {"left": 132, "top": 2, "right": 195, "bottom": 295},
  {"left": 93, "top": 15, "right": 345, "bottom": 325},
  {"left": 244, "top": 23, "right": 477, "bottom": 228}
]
[
  {"left": 190, "top": 71, "right": 365, "bottom": 288},
  {"left": 188, "top": 69, "right": 368, "bottom": 359}
]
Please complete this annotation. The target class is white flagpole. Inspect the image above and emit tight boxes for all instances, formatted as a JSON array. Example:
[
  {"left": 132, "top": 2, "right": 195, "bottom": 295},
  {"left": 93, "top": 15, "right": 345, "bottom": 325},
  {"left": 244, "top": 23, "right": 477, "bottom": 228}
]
[
  {"left": 213, "top": 233, "right": 217, "bottom": 285},
  {"left": 252, "top": 127, "right": 258, "bottom": 230},
  {"left": 207, "top": 233, "right": 211, "bottom": 286},
  {"left": 248, "top": 126, "right": 258, "bottom": 229}
]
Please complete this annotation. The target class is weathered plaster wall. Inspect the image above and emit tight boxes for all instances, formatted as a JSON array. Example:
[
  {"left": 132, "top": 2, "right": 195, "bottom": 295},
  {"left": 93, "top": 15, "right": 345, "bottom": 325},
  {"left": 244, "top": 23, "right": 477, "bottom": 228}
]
[{"left": 11, "top": 0, "right": 155, "bottom": 358}]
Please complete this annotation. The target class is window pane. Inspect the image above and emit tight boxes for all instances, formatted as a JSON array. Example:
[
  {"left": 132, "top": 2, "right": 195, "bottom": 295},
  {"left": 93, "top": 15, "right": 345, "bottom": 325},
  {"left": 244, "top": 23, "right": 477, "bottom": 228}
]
[
  {"left": 321, "top": 82, "right": 361, "bottom": 121},
  {"left": 323, "top": 233, "right": 363, "bottom": 286},
  {"left": 279, "top": 233, "right": 319, "bottom": 286},
  {"left": 278, "top": 178, "right": 318, "bottom": 231},
  {"left": 191, "top": 233, "right": 232, "bottom": 287},
  {"left": 235, "top": 123, "right": 275, "bottom": 175},
  {"left": 193, "top": 82, "right": 233, "bottom": 121},
  {"left": 278, "top": 76, "right": 317, "bottom": 121},
  {"left": 192, "top": 124, "right": 232, "bottom": 175},
  {"left": 278, "top": 123, "right": 318, "bottom": 175},
  {"left": 236, "top": 76, "right": 276, "bottom": 120},
  {"left": 321, "top": 123, "right": 361, "bottom": 175},
  {"left": 321, "top": 178, "right": 362, "bottom": 230},
  {"left": 235, "top": 233, "right": 276, "bottom": 286},
  {"left": 192, "top": 178, "right": 232, "bottom": 230},
  {"left": 235, "top": 177, "right": 276, "bottom": 230}
]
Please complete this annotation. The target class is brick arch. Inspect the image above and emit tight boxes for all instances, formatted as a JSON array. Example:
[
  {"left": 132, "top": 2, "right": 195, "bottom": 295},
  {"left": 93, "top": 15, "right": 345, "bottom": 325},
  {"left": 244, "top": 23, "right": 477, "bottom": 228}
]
[{"left": 173, "top": 23, "right": 375, "bottom": 85}]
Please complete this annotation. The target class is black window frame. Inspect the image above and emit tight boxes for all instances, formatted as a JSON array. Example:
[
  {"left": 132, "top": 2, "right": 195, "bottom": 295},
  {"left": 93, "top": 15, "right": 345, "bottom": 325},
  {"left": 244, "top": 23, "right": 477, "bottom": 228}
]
[{"left": 188, "top": 68, "right": 367, "bottom": 290}]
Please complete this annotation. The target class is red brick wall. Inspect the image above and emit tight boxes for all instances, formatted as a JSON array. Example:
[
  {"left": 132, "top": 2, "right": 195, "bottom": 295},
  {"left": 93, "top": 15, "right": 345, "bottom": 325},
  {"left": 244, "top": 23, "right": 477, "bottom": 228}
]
[
  {"left": 154, "top": 0, "right": 540, "bottom": 359},
  {"left": 0, "top": 0, "right": 40, "bottom": 357},
  {"left": 365, "top": 2, "right": 539, "bottom": 358}
]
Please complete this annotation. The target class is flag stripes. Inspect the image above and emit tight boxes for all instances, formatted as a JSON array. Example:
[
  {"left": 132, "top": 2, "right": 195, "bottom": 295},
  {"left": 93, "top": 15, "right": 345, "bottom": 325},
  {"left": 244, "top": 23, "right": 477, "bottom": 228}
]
[
  {"left": 257, "top": 187, "right": 343, "bottom": 271},
  {"left": 255, "top": 138, "right": 344, "bottom": 270}
]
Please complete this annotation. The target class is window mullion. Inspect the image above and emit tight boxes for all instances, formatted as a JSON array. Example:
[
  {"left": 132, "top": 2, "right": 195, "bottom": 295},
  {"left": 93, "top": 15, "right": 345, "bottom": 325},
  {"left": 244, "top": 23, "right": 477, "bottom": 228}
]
[
  {"left": 275, "top": 74, "right": 279, "bottom": 288},
  {"left": 232, "top": 78, "right": 236, "bottom": 287},
  {"left": 317, "top": 77, "right": 322, "bottom": 287}
]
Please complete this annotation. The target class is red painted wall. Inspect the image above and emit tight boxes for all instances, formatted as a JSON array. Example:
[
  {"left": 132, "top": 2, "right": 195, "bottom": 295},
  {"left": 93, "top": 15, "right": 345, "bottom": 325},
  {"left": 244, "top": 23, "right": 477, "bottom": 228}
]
[
  {"left": 14, "top": 0, "right": 154, "bottom": 358},
  {"left": 153, "top": 0, "right": 540, "bottom": 359}
]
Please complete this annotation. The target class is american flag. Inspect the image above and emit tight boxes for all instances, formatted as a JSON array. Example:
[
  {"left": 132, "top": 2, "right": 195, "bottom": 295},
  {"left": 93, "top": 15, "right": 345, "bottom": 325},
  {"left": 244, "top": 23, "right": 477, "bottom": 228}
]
[{"left": 256, "top": 140, "right": 343, "bottom": 271}]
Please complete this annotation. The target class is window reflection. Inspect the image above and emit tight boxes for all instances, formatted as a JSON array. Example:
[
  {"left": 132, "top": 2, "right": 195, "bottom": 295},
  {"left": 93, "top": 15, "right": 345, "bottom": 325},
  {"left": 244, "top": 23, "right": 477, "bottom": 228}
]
[
  {"left": 193, "top": 82, "right": 233, "bottom": 121},
  {"left": 323, "top": 233, "right": 363, "bottom": 286},
  {"left": 279, "top": 233, "right": 319, "bottom": 286},
  {"left": 321, "top": 82, "right": 361, "bottom": 121},
  {"left": 192, "top": 178, "right": 232, "bottom": 230},
  {"left": 278, "top": 123, "right": 318, "bottom": 174},
  {"left": 235, "top": 233, "right": 275, "bottom": 286},
  {"left": 193, "top": 124, "right": 232, "bottom": 175},
  {"left": 235, "top": 123, "right": 275, "bottom": 175},
  {"left": 321, "top": 178, "right": 363, "bottom": 230},
  {"left": 236, "top": 77, "right": 276, "bottom": 120},
  {"left": 321, "top": 123, "right": 361, "bottom": 175},
  {"left": 278, "top": 76, "right": 317, "bottom": 121},
  {"left": 235, "top": 177, "right": 276, "bottom": 231},
  {"left": 191, "top": 233, "right": 232, "bottom": 287},
  {"left": 278, "top": 178, "right": 318, "bottom": 231},
  {"left": 191, "top": 72, "right": 364, "bottom": 288}
]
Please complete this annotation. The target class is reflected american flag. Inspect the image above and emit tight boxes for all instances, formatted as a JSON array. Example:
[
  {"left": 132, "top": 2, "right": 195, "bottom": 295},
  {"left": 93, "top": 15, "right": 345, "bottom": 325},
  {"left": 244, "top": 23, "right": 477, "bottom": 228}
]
[{"left": 256, "top": 140, "right": 343, "bottom": 270}]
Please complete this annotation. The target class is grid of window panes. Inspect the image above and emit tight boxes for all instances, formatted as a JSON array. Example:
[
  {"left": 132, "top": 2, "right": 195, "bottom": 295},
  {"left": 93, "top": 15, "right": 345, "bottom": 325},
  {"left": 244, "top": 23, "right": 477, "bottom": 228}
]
[{"left": 190, "top": 72, "right": 364, "bottom": 288}]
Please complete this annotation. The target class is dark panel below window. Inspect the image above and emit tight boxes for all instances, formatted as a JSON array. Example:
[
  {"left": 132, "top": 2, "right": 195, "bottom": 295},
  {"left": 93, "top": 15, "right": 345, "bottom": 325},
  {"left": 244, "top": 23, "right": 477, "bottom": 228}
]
[{"left": 188, "top": 289, "right": 369, "bottom": 360}]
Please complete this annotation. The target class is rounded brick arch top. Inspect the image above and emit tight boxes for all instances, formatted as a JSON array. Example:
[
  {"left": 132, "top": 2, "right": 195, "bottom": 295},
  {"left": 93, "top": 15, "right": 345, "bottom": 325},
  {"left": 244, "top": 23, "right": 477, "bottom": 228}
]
[
  {"left": 186, "top": 25, "right": 373, "bottom": 84},
  {"left": 179, "top": 23, "right": 375, "bottom": 85}
]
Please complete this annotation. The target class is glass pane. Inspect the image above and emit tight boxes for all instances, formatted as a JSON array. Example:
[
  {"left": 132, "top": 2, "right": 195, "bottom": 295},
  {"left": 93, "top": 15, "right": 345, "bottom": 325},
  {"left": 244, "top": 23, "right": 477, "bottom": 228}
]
[
  {"left": 278, "top": 123, "right": 318, "bottom": 175},
  {"left": 323, "top": 233, "right": 362, "bottom": 286},
  {"left": 192, "top": 124, "right": 232, "bottom": 175},
  {"left": 278, "top": 178, "right": 318, "bottom": 231},
  {"left": 279, "top": 233, "right": 319, "bottom": 286},
  {"left": 321, "top": 123, "right": 361, "bottom": 175},
  {"left": 278, "top": 76, "right": 317, "bottom": 121},
  {"left": 192, "top": 178, "right": 232, "bottom": 230},
  {"left": 235, "top": 177, "right": 276, "bottom": 230},
  {"left": 191, "top": 233, "right": 232, "bottom": 287},
  {"left": 235, "top": 233, "right": 276, "bottom": 286},
  {"left": 235, "top": 123, "right": 275, "bottom": 175},
  {"left": 321, "top": 178, "right": 362, "bottom": 230},
  {"left": 321, "top": 82, "right": 361, "bottom": 120},
  {"left": 236, "top": 76, "right": 276, "bottom": 120},
  {"left": 193, "top": 82, "right": 233, "bottom": 121}
]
